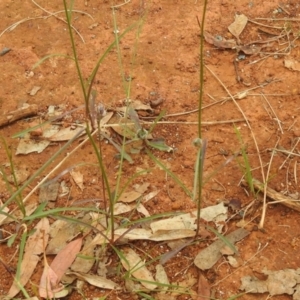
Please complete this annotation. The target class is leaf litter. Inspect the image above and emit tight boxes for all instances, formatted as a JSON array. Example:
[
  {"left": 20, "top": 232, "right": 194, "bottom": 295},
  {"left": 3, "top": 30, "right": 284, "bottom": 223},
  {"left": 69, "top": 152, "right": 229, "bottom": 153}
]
[{"left": 240, "top": 268, "right": 300, "bottom": 299}]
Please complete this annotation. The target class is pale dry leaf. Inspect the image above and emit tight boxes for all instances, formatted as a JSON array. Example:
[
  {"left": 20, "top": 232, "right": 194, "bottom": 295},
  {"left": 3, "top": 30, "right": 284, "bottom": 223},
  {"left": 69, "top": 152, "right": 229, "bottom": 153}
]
[
  {"left": 71, "top": 235, "right": 95, "bottom": 273},
  {"left": 240, "top": 268, "right": 300, "bottom": 296},
  {"left": 46, "top": 220, "right": 82, "bottom": 254},
  {"left": 121, "top": 247, "right": 157, "bottom": 291},
  {"left": 16, "top": 138, "right": 50, "bottom": 154},
  {"left": 39, "top": 260, "right": 63, "bottom": 298},
  {"left": 115, "top": 100, "right": 153, "bottom": 113},
  {"left": 109, "top": 115, "right": 136, "bottom": 139},
  {"left": 70, "top": 170, "right": 84, "bottom": 191},
  {"left": 118, "top": 190, "right": 142, "bottom": 203},
  {"left": 113, "top": 202, "right": 136, "bottom": 215},
  {"left": 194, "top": 228, "right": 249, "bottom": 270},
  {"left": 150, "top": 203, "right": 227, "bottom": 233},
  {"left": 149, "top": 229, "right": 195, "bottom": 241},
  {"left": 133, "top": 182, "right": 150, "bottom": 194},
  {"left": 68, "top": 271, "right": 120, "bottom": 290},
  {"left": 136, "top": 203, "right": 150, "bottom": 217},
  {"left": 8, "top": 218, "right": 50, "bottom": 298},
  {"left": 7, "top": 166, "right": 30, "bottom": 184},
  {"left": 155, "top": 264, "right": 169, "bottom": 293},
  {"left": 48, "top": 126, "right": 85, "bottom": 142},
  {"left": 143, "top": 190, "right": 160, "bottom": 202},
  {"left": 228, "top": 14, "right": 248, "bottom": 40},
  {"left": 29, "top": 86, "right": 41, "bottom": 96},
  {"left": 0, "top": 200, "right": 10, "bottom": 225},
  {"left": 130, "top": 100, "right": 153, "bottom": 112},
  {"left": 284, "top": 58, "right": 300, "bottom": 71}
]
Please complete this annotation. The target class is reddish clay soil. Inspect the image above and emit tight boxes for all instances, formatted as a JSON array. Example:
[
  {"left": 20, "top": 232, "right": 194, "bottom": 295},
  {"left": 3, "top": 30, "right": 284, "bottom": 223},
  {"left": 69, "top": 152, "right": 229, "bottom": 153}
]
[{"left": 0, "top": 0, "right": 300, "bottom": 299}]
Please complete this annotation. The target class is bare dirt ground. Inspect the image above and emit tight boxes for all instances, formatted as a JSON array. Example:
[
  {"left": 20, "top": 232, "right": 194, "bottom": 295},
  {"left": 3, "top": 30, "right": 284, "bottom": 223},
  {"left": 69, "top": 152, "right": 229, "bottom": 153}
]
[{"left": 0, "top": 0, "right": 300, "bottom": 299}]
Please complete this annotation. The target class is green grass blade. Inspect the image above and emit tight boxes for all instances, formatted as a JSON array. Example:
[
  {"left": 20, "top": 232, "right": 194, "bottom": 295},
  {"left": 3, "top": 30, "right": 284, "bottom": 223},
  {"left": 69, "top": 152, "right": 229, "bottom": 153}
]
[
  {"left": 0, "top": 129, "right": 85, "bottom": 214},
  {"left": 145, "top": 149, "right": 192, "bottom": 198}
]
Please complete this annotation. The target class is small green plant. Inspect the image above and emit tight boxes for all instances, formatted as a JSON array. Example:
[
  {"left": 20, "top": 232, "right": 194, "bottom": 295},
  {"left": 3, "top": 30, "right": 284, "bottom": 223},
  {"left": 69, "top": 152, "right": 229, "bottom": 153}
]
[{"left": 0, "top": 0, "right": 246, "bottom": 298}]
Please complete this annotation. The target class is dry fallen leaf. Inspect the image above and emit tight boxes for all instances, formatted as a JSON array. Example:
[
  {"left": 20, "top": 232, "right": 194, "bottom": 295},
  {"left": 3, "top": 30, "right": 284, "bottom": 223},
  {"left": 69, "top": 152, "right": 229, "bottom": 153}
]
[
  {"left": 118, "top": 190, "right": 142, "bottom": 203},
  {"left": 48, "top": 126, "right": 85, "bottom": 142},
  {"left": 71, "top": 235, "right": 95, "bottom": 273},
  {"left": 284, "top": 58, "right": 300, "bottom": 71},
  {"left": 194, "top": 228, "right": 249, "bottom": 270},
  {"left": 8, "top": 218, "right": 50, "bottom": 298},
  {"left": 50, "top": 237, "right": 83, "bottom": 281},
  {"left": 240, "top": 268, "right": 300, "bottom": 296},
  {"left": 68, "top": 271, "right": 120, "bottom": 290},
  {"left": 228, "top": 14, "right": 248, "bottom": 41},
  {"left": 46, "top": 220, "right": 82, "bottom": 254},
  {"left": 155, "top": 264, "right": 169, "bottom": 293},
  {"left": 29, "top": 86, "right": 41, "bottom": 96},
  {"left": 70, "top": 170, "right": 84, "bottom": 191},
  {"left": 40, "top": 237, "right": 83, "bottom": 298},
  {"left": 197, "top": 272, "right": 210, "bottom": 300},
  {"left": 204, "top": 32, "right": 237, "bottom": 49},
  {"left": 121, "top": 247, "right": 157, "bottom": 290}
]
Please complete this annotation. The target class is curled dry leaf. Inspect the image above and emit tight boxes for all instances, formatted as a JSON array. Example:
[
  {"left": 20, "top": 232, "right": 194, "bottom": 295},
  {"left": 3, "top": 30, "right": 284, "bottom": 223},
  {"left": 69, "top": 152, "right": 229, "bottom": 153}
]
[{"left": 204, "top": 32, "right": 237, "bottom": 49}]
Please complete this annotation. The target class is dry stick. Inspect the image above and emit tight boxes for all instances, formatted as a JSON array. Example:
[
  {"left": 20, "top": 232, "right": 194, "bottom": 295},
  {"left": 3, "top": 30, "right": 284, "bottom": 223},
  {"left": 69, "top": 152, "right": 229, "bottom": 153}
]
[
  {"left": 248, "top": 19, "right": 283, "bottom": 29},
  {"left": 260, "top": 93, "right": 283, "bottom": 134},
  {"left": 252, "top": 179, "right": 300, "bottom": 212},
  {"left": 21, "top": 129, "right": 98, "bottom": 204},
  {"left": 0, "top": 17, "right": 46, "bottom": 38},
  {"left": 279, "top": 138, "right": 300, "bottom": 170},
  {"left": 294, "top": 160, "right": 298, "bottom": 184},
  {"left": 255, "top": 17, "right": 300, "bottom": 21},
  {"left": 205, "top": 65, "right": 267, "bottom": 228},
  {"left": 259, "top": 139, "right": 279, "bottom": 228},
  {"left": 0, "top": 105, "right": 38, "bottom": 128},
  {"left": 103, "top": 119, "right": 245, "bottom": 127}
]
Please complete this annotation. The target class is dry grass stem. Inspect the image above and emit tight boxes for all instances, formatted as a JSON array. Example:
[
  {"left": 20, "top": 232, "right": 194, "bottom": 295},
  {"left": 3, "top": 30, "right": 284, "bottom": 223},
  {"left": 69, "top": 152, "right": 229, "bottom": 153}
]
[
  {"left": 21, "top": 129, "right": 98, "bottom": 205},
  {"left": 205, "top": 65, "right": 267, "bottom": 205},
  {"left": 279, "top": 138, "right": 300, "bottom": 169},
  {"left": 259, "top": 139, "right": 279, "bottom": 228},
  {"left": 248, "top": 19, "right": 282, "bottom": 29},
  {"left": 260, "top": 93, "right": 283, "bottom": 134}
]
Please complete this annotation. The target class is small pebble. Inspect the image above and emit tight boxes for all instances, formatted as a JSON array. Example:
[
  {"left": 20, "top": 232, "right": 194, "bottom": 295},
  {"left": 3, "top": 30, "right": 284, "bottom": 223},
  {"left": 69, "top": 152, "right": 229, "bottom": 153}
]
[{"left": 0, "top": 47, "right": 11, "bottom": 56}]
